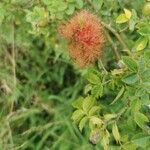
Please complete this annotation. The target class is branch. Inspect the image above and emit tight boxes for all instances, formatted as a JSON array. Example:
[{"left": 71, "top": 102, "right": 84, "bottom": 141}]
[
  {"left": 101, "top": 22, "right": 131, "bottom": 55},
  {"left": 104, "top": 30, "right": 121, "bottom": 61}
]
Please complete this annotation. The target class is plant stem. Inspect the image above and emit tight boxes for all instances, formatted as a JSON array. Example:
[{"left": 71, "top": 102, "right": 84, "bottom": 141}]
[
  {"left": 98, "top": 59, "right": 108, "bottom": 74},
  {"left": 10, "top": 22, "right": 16, "bottom": 112},
  {"left": 104, "top": 30, "right": 121, "bottom": 61},
  {"left": 101, "top": 22, "right": 131, "bottom": 56}
]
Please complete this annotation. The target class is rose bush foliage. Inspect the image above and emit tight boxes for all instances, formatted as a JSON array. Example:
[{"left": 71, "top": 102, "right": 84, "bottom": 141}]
[{"left": 0, "top": 0, "right": 150, "bottom": 149}]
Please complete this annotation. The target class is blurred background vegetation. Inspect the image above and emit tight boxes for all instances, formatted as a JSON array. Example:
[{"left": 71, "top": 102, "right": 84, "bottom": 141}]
[{"left": 0, "top": 0, "right": 149, "bottom": 150}]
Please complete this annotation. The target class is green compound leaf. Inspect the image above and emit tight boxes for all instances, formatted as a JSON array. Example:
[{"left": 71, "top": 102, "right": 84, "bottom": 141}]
[
  {"left": 144, "top": 51, "right": 150, "bottom": 64},
  {"left": 112, "top": 122, "right": 121, "bottom": 144},
  {"left": 101, "top": 130, "right": 110, "bottom": 150},
  {"left": 71, "top": 109, "right": 85, "bottom": 123},
  {"left": 89, "top": 106, "right": 101, "bottom": 116},
  {"left": 129, "top": 9, "right": 138, "bottom": 31},
  {"left": 90, "top": 116, "right": 103, "bottom": 127},
  {"left": 76, "top": 0, "right": 84, "bottom": 9},
  {"left": 93, "top": 0, "right": 104, "bottom": 11},
  {"left": 84, "top": 84, "right": 92, "bottom": 95},
  {"left": 91, "top": 83, "right": 103, "bottom": 98},
  {"left": 86, "top": 72, "right": 101, "bottom": 84},
  {"left": 111, "top": 86, "right": 125, "bottom": 105},
  {"left": 116, "top": 14, "right": 128, "bottom": 24},
  {"left": 122, "top": 56, "right": 138, "bottom": 72},
  {"left": 72, "top": 96, "right": 84, "bottom": 109},
  {"left": 122, "top": 73, "right": 139, "bottom": 84},
  {"left": 131, "top": 99, "right": 141, "bottom": 113},
  {"left": 82, "top": 96, "right": 95, "bottom": 113},
  {"left": 134, "top": 112, "right": 149, "bottom": 129},
  {"left": 132, "top": 135, "right": 150, "bottom": 149},
  {"left": 66, "top": 4, "right": 75, "bottom": 15},
  {"left": 137, "top": 22, "right": 150, "bottom": 36},
  {"left": 79, "top": 116, "right": 88, "bottom": 131},
  {"left": 142, "top": 82, "right": 150, "bottom": 94},
  {"left": 134, "top": 36, "right": 148, "bottom": 51},
  {"left": 104, "top": 114, "right": 117, "bottom": 122},
  {"left": 58, "top": 2, "right": 68, "bottom": 11}
]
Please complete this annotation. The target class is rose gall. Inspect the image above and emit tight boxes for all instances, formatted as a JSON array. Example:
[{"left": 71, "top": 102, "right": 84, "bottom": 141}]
[{"left": 59, "top": 10, "right": 105, "bottom": 67}]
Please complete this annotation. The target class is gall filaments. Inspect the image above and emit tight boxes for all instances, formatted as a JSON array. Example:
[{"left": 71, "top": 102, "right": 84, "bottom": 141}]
[{"left": 59, "top": 10, "right": 105, "bottom": 67}]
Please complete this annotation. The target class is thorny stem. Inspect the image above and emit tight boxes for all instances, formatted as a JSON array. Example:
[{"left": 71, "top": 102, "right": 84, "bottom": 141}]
[
  {"left": 104, "top": 30, "right": 121, "bottom": 61},
  {"left": 101, "top": 22, "right": 131, "bottom": 56},
  {"left": 85, "top": 0, "right": 131, "bottom": 56},
  {"left": 10, "top": 22, "right": 16, "bottom": 112},
  {"left": 98, "top": 59, "right": 108, "bottom": 74}
]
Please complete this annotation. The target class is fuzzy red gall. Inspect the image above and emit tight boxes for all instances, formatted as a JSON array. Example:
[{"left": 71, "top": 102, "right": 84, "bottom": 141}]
[{"left": 59, "top": 10, "right": 105, "bottom": 67}]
